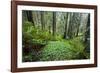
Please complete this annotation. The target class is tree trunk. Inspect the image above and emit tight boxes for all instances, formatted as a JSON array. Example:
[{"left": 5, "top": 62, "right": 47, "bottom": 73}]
[
  {"left": 41, "top": 11, "right": 45, "bottom": 30},
  {"left": 26, "top": 11, "right": 34, "bottom": 26},
  {"left": 76, "top": 14, "right": 81, "bottom": 37},
  {"left": 49, "top": 26, "right": 51, "bottom": 34},
  {"left": 84, "top": 14, "right": 90, "bottom": 53},
  {"left": 67, "top": 13, "right": 74, "bottom": 39},
  {"left": 52, "top": 12, "right": 56, "bottom": 36},
  {"left": 63, "top": 13, "right": 68, "bottom": 39}
]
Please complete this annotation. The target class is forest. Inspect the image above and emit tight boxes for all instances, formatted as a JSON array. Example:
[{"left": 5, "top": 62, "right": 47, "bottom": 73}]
[{"left": 22, "top": 10, "right": 90, "bottom": 62}]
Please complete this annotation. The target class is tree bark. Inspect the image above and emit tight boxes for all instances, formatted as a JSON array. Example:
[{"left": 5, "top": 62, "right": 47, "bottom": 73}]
[
  {"left": 41, "top": 11, "right": 45, "bottom": 30},
  {"left": 52, "top": 12, "right": 56, "bottom": 36},
  {"left": 63, "top": 13, "right": 68, "bottom": 39},
  {"left": 26, "top": 11, "right": 34, "bottom": 26},
  {"left": 76, "top": 14, "right": 81, "bottom": 37},
  {"left": 67, "top": 13, "right": 74, "bottom": 39},
  {"left": 84, "top": 14, "right": 90, "bottom": 53}
]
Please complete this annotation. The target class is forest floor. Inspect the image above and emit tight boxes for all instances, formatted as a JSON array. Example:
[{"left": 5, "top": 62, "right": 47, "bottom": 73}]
[
  {"left": 23, "top": 37, "right": 89, "bottom": 62},
  {"left": 39, "top": 41, "right": 74, "bottom": 61},
  {"left": 35, "top": 38, "right": 88, "bottom": 61}
]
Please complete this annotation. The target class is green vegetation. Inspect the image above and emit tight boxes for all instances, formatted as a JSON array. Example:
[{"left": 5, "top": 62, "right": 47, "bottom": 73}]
[{"left": 22, "top": 11, "right": 90, "bottom": 62}]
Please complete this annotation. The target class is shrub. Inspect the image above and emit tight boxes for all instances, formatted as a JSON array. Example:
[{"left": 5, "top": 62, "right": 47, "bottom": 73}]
[
  {"left": 68, "top": 37, "right": 87, "bottom": 59},
  {"left": 22, "top": 21, "right": 34, "bottom": 32}
]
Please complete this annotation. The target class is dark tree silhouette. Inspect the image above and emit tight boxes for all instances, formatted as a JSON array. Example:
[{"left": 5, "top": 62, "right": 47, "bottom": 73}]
[
  {"left": 26, "top": 11, "right": 34, "bottom": 26},
  {"left": 63, "top": 13, "right": 68, "bottom": 39},
  {"left": 52, "top": 12, "right": 56, "bottom": 36},
  {"left": 67, "top": 13, "right": 74, "bottom": 39},
  {"left": 84, "top": 14, "right": 90, "bottom": 53}
]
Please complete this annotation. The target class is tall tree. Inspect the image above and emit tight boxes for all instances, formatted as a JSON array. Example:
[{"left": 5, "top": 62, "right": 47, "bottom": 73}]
[
  {"left": 76, "top": 13, "right": 81, "bottom": 37},
  {"left": 41, "top": 11, "right": 45, "bottom": 30},
  {"left": 67, "top": 13, "right": 74, "bottom": 39},
  {"left": 52, "top": 12, "right": 56, "bottom": 36},
  {"left": 26, "top": 11, "right": 34, "bottom": 26},
  {"left": 84, "top": 14, "right": 90, "bottom": 53},
  {"left": 63, "top": 13, "right": 68, "bottom": 39}
]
